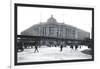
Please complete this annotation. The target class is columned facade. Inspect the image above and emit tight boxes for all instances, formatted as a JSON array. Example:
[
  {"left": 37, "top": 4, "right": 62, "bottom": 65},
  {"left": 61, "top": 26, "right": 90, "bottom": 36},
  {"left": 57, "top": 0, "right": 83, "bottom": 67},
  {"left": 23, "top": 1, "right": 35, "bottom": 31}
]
[{"left": 21, "top": 15, "right": 90, "bottom": 40}]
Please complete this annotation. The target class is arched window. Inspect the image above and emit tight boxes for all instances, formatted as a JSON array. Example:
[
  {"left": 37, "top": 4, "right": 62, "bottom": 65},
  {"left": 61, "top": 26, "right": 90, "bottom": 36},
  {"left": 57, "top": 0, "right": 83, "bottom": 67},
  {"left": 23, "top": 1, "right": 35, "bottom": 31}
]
[{"left": 49, "top": 27, "right": 54, "bottom": 36}]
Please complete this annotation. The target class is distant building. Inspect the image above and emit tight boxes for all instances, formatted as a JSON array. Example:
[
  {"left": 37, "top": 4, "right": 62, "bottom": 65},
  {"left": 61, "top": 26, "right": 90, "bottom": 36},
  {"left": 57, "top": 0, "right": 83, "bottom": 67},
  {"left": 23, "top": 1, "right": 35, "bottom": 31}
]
[{"left": 21, "top": 15, "right": 90, "bottom": 40}]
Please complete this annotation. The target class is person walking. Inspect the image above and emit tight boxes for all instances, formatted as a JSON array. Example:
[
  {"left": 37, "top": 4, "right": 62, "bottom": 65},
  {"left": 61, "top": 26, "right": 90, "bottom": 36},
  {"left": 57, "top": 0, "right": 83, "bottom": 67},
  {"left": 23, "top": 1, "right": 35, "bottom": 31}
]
[
  {"left": 60, "top": 42, "right": 64, "bottom": 52},
  {"left": 75, "top": 45, "right": 78, "bottom": 50},
  {"left": 70, "top": 45, "right": 74, "bottom": 50},
  {"left": 60, "top": 45, "right": 63, "bottom": 52},
  {"left": 34, "top": 41, "right": 39, "bottom": 53}
]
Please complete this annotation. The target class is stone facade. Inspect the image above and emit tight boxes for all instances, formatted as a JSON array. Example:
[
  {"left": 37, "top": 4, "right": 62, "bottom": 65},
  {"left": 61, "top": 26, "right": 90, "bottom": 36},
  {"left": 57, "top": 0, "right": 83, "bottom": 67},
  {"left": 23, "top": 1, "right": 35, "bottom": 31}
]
[{"left": 21, "top": 15, "right": 90, "bottom": 40}]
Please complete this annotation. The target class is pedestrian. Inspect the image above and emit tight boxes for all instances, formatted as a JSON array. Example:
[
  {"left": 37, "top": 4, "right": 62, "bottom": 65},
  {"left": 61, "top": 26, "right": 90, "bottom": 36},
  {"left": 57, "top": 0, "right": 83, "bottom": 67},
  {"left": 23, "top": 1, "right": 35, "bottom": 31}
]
[
  {"left": 34, "top": 41, "right": 39, "bottom": 53},
  {"left": 60, "top": 45, "right": 63, "bottom": 52},
  {"left": 75, "top": 45, "right": 78, "bottom": 50},
  {"left": 60, "top": 42, "right": 64, "bottom": 52},
  {"left": 70, "top": 45, "right": 73, "bottom": 50}
]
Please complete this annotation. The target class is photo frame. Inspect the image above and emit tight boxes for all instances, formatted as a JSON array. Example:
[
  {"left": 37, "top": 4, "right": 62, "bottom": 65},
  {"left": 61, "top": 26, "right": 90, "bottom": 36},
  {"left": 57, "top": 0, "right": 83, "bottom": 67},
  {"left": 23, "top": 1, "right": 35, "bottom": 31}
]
[{"left": 14, "top": 3, "right": 94, "bottom": 65}]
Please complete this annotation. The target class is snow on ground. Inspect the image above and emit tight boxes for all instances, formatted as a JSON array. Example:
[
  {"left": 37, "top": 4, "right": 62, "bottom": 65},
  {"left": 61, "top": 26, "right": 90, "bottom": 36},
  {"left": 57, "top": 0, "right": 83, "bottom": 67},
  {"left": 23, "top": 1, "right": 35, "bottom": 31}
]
[{"left": 18, "top": 46, "right": 92, "bottom": 63}]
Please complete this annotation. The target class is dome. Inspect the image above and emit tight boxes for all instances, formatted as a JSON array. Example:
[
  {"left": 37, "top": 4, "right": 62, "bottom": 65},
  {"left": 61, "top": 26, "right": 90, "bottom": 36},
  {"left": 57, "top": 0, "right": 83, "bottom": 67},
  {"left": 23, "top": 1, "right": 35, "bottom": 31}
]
[{"left": 47, "top": 15, "right": 57, "bottom": 23}]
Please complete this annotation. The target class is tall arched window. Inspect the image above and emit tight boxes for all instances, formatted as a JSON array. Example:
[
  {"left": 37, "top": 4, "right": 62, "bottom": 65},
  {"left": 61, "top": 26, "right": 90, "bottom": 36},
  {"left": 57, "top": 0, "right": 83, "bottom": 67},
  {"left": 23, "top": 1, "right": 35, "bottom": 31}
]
[{"left": 49, "top": 27, "right": 54, "bottom": 36}]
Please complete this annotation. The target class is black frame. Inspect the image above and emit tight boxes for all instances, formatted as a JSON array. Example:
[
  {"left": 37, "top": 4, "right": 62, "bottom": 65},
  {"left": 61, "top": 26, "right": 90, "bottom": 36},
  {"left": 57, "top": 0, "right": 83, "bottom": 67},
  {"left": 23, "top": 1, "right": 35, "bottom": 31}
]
[{"left": 14, "top": 3, "right": 94, "bottom": 65}]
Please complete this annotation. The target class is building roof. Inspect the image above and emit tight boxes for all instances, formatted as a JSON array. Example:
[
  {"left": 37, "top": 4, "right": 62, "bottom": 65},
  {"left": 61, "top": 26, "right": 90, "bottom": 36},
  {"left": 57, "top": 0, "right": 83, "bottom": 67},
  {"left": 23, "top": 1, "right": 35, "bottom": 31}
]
[{"left": 21, "top": 15, "right": 89, "bottom": 35}]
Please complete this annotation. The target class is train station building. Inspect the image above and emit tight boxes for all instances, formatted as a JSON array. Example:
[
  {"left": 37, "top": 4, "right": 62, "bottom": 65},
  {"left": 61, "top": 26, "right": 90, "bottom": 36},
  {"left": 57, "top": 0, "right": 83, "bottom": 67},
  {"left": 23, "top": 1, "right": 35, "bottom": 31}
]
[{"left": 21, "top": 15, "right": 90, "bottom": 40}]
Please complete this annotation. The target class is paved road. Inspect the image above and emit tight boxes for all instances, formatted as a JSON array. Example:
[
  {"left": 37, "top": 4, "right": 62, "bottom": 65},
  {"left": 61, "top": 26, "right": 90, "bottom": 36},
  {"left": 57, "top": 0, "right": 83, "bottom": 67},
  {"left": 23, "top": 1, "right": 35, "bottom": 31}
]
[{"left": 18, "top": 46, "right": 92, "bottom": 63}]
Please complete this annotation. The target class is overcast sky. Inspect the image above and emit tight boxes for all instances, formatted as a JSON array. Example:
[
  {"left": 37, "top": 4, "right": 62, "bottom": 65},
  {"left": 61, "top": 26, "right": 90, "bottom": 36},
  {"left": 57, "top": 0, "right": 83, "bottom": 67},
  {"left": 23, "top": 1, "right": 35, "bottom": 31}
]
[{"left": 18, "top": 6, "right": 92, "bottom": 36}]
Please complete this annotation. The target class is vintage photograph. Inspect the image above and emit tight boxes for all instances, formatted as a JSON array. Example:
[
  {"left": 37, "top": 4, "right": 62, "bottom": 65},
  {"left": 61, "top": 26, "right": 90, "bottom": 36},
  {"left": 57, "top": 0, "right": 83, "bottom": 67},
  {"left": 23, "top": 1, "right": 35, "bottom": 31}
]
[{"left": 15, "top": 4, "right": 94, "bottom": 65}]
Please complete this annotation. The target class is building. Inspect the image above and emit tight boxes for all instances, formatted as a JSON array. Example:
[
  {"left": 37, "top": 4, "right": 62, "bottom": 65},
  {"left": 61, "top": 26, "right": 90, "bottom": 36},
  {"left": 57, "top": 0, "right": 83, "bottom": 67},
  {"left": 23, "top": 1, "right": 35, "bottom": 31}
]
[{"left": 21, "top": 15, "right": 90, "bottom": 40}]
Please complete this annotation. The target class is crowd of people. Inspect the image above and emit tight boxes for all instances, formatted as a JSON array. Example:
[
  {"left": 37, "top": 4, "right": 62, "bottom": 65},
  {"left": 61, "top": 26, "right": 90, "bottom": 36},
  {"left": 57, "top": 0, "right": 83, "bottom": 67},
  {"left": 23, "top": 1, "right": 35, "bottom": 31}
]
[{"left": 17, "top": 40, "right": 88, "bottom": 52}]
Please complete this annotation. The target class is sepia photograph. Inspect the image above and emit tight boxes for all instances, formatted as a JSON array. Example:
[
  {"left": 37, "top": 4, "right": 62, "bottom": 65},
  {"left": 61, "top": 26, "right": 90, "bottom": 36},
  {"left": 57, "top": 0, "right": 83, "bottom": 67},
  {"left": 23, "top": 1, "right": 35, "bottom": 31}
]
[{"left": 14, "top": 3, "right": 94, "bottom": 65}]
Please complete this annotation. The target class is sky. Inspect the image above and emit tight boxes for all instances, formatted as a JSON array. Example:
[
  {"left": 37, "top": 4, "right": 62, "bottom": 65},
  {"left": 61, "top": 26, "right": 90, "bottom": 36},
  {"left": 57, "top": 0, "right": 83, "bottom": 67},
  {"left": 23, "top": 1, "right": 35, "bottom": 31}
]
[{"left": 18, "top": 6, "right": 92, "bottom": 36}]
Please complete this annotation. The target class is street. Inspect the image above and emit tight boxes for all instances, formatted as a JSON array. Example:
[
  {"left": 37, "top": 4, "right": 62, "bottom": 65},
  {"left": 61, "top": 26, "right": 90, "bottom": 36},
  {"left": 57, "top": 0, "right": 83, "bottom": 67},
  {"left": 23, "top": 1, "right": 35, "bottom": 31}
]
[{"left": 18, "top": 46, "right": 92, "bottom": 63}]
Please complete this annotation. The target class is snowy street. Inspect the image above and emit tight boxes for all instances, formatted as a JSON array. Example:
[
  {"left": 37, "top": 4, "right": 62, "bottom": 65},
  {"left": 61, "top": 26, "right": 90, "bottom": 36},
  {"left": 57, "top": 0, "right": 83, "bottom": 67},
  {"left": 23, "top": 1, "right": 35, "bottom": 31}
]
[{"left": 18, "top": 46, "right": 92, "bottom": 63}]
